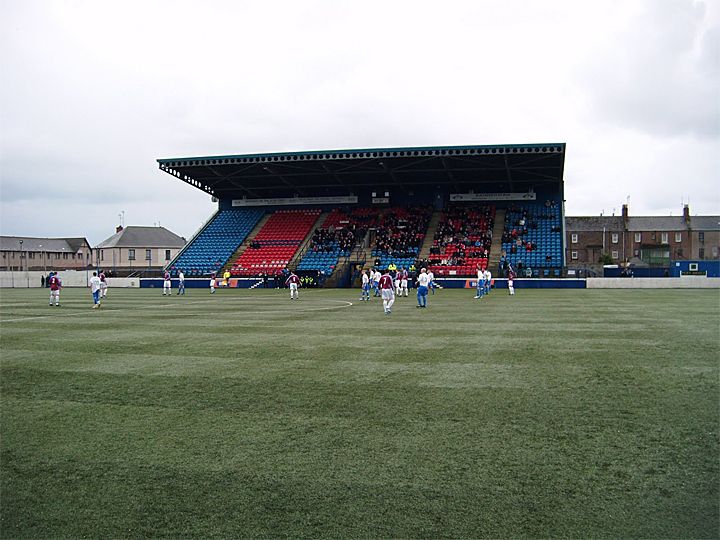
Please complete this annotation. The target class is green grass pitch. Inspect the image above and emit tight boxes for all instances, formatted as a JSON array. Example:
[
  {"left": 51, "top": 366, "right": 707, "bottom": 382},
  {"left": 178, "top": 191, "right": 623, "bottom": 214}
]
[{"left": 1, "top": 286, "right": 718, "bottom": 538}]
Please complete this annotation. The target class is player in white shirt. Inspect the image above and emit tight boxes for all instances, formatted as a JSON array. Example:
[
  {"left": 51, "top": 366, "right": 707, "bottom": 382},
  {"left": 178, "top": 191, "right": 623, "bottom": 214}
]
[
  {"left": 416, "top": 268, "right": 430, "bottom": 308},
  {"left": 177, "top": 270, "right": 185, "bottom": 295},
  {"left": 89, "top": 271, "right": 102, "bottom": 308},
  {"left": 360, "top": 269, "right": 370, "bottom": 301},
  {"left": 372, "top": 269, "right": 381, "bottom": 297},
  {"left": 474, "top": 265, "right": 485, "bottom": 299},
  {"left": 209, "top": 274, "right": 216, "bottom": 293},
  {"left": 484, "top": 269, "right": 492, "bottom": 295},
  {"left": 427, "top": 270, "right": 436, "bottom": 295}
]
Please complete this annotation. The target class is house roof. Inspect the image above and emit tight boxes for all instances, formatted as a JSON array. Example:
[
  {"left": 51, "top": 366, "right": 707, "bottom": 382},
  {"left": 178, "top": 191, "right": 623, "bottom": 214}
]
[
  {"left": 626, "top": 216, "right": 688, "bottom": 232},
  {"left": 0, "top": 236, "right": 90, "bottom": 253},
  {"left": 565, "top": 216, "right": 625, "bottom": 232},
  {"left": 95, "top": 226, "right": 186, "bottom": 249},
  {"left": 689, "top": 216, "right": 720, "bottom": 231}
]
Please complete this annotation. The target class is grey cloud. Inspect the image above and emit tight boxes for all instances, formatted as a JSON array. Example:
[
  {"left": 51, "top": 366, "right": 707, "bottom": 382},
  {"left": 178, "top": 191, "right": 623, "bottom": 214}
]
[{"left": 578, "top": 0, "right": 719, "bottom": 138}]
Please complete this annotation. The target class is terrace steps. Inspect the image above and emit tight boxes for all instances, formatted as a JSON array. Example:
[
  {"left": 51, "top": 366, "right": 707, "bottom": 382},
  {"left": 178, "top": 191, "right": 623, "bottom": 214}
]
[
  {"left": 418, "top": 210, "right": 442, "bottom": 260},
  {"left": 488, "top": 208, "right": 506, "bottom": 274}
]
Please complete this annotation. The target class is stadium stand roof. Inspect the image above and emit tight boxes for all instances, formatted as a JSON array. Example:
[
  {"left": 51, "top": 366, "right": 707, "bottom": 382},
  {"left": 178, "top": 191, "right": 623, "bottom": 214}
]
[
  {"left": 95, "top": 226, "right": 186, "bottom": 249},
  {"left": 157, "top": 143, "right": 566, "bottom": 199}
]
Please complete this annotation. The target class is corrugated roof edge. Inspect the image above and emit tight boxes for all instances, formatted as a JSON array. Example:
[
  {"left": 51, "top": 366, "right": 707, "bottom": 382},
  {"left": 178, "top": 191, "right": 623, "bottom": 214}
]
[{"left": 157, "top": 143, "right": 566, "bottom": 163}]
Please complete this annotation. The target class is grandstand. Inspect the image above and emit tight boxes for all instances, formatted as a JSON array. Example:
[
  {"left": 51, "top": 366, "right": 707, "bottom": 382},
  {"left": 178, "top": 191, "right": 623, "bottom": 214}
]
[
  {"left": 501, "top": 200, "right": 564, "bottom": 276},
  {"left": 159, "top": 144, "right": 566, "bottom": 284},
  {"left": 169, "top": 208, "right": 263, "bottom": 277}
]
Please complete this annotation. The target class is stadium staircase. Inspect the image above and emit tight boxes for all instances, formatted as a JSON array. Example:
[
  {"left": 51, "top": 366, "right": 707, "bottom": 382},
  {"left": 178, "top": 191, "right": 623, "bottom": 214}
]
[
  {"left": 218, "top": 212, "right": 272, "bottom": 277},
  {"left": 488, "top": 208, "right": 506, "bottom": 274},
  {"left": 289, "top": 211, "right": 328, "bottom": 270},
  {"left": 418, "top": 210, "right": 442, "bottom": 261}
]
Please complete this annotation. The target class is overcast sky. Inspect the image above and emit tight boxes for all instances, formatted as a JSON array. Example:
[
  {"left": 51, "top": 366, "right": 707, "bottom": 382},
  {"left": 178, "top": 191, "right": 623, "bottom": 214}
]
[{"left": 1, "top": 0, "right": 718, "bottom": 245}]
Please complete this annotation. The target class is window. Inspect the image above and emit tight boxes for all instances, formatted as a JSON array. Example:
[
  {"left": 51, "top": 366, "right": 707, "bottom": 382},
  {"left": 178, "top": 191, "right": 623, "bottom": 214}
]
[
  {"left": 165, "top": 249, "right": 171, "bottom": 261},
  {"left": 100, "top": 249, "right": 104, "bottom": 261},
  {"left": 689, "top": 263, "right": 698, "bottom": 271},
  {"left": 699, "top": 231, "right": 705, "bottom": 243},
  {"left": 571, "top": 251, "right": 578, "bottom": 260},
  {"left": 29, "top": 252, "right": 35, "bottom": 259},
  {"left": 63, "top": 253, "right": 69, "bottom": 260},
  {"left": 611, "top": 233, "right": 619, "bottom": 244},
  {"left": 661, "top": 233, "right": 668, "bottom": 244},
  {"left": 145, "top": 249, "right": 152, "bottom": 261},
  {"left": 676, "top": 248, "right": 683, "bottom": 257},
  {"left": 128, "top": 249, "right": 136, "bottom": 261},
  {"left": 571, "top": 234, "right": 578, "bottom": 244},
  {"left": 675, "top": 233, "right": 682, "bottom": 243},
  {"left": 611, "top": 250, "right": 619, "bottom": 259},
  {"left": 634, "top": 233, "right": 641, "bottom": 243}
]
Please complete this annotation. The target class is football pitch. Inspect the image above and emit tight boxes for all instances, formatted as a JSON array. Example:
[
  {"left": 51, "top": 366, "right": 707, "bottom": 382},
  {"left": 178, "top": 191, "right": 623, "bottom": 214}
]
[{"left": 1, "top": 286, "right": 718, "bottom": 538}]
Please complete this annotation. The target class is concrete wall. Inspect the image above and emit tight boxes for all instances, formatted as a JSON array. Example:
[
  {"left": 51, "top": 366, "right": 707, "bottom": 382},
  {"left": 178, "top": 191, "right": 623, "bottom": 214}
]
[
  {"left": 0, "top": 271, "right": 139, "bottom": 288},
  {"left": 586, "top": 277, "right": 719, "bottom": 289}
]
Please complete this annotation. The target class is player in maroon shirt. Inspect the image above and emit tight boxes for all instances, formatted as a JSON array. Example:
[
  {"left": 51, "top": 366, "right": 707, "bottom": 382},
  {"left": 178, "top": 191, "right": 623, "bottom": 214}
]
[
  {"left": 285, "top": 272, "right": 300, "bottom": 300},
  {"left": 507, "top": 266, "right": 516, "bottom": 296},
  {"left": 378, "top": 270, "right": 395, "bottom": 315},
  {"left": 48, "top": 272, "right": 62, "bottom": 307}
]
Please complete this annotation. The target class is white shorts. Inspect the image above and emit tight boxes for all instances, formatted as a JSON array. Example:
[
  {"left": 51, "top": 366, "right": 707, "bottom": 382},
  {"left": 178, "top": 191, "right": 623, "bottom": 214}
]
[
  {"left": 100, "top": 282, "right": 107, "bottom": 290},
  {"left": 400, "top": 279, "right": 408, "bottom": 288},
  {"left": 381, "top": 288, "right": 394, "bottom": 300},
  {"left": 164, "top": 280, "right": 171, "bottom": 288},
  {"left": 290, "top": 283, "right": 298, "bottom": 291}
]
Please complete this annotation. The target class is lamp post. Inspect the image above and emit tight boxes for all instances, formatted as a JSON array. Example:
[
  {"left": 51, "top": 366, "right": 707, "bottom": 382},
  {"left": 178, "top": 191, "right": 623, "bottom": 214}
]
[{"left": 19, "top": 239, "right": 28, "bottom": 287}]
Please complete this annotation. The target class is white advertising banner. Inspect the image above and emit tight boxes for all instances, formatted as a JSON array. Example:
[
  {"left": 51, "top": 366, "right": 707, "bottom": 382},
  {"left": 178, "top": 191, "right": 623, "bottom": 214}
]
[
  {"left": 232, "top": 196, "right": 358, "bottom": 207},
  {"left": 449, "top": 192, "right": 537, "bottom": 202}
]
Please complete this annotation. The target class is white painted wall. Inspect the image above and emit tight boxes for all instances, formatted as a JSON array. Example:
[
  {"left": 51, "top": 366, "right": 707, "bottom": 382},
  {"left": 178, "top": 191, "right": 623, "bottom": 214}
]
[
  {"left": 0, "top": 271, "right": 139, "bottom": 288},
  {"left": 586, "top": 277, "right": 720, "bottom": 289}
]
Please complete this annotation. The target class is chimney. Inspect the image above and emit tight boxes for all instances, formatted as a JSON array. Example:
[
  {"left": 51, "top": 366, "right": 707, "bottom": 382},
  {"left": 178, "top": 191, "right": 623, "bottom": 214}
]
[
  {"left": 622, "top": 204, "right": 628, "bottom": 219},
  {"left": 116, "top": 225, "right": 124, "bottom": 233},
  {"left": 682, "top": 204, "right": 690, "bottom": 223}
]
